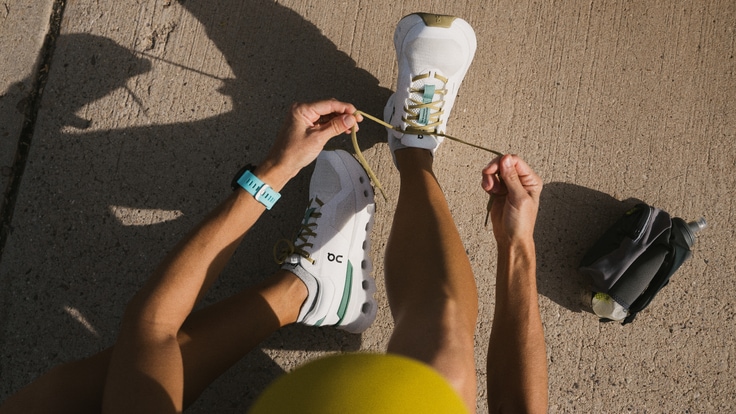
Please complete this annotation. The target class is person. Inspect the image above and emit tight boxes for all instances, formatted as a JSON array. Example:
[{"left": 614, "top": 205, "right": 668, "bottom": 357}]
[{"left": 0, "top": 13, "right": 547, "bottom": 414}]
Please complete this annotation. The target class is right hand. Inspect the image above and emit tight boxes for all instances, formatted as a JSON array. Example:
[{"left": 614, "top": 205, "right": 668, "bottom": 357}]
[
  {"left": 481, "top": 154, "right": 543, "bottom": 247},
  {"left": 258, "top": 99, "right": 362, "bottom": 185}
]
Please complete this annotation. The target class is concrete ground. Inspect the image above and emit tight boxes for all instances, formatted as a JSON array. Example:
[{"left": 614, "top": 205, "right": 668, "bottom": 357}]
[{"left": 1, "top": 0, "right": 734, "bottom": 412}]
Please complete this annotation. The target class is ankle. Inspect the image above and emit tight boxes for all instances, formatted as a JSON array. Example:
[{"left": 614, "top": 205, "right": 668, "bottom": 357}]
[
  {"left": 263, "top": 270, "right": 309, "bottom": 327},
  {"left": 273, "top": 150, "right": 378, "bottom": 333},
  {"left": 395, "top": 148, "right": 434, "bottom": 172}
]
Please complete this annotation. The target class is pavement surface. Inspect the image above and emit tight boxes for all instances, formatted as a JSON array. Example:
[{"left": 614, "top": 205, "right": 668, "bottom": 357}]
[{"left": 1, "top": 0, "right": 734, "bottom": 412}]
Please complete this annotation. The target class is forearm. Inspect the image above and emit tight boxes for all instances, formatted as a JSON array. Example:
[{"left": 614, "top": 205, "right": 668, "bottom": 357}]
[
  {"left": 102, "top": 101, "right": 357, "bottom": 413},
  {"left": 487, "top": 240, "right": 548, "bottom": 413},
  {"left": 122, "top": 163, "right": 293, "bottom": 332}
]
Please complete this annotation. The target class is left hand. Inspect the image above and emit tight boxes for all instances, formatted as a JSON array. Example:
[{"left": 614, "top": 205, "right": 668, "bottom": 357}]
[{"left": 481, "top": 154, "right": 543, "bottom": 248}]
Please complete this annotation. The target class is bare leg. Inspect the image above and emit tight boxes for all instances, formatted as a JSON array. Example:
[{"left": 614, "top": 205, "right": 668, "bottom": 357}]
[
  {"left": 384, "top": 148, "right": 479, "bottom": 412},
  {"left": 0, "top": 349, "right": 111, "bottom": 414},
  {"left": 2, "top": 100, "right": 359, "bottom": 413},
  {"left": 0, "top": 270, "right": 306, "bottom": 414}
]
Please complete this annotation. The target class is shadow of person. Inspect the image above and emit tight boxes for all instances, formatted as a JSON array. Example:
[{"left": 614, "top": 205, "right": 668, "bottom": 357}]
[
  {"left": 1, "top": 2, "right": 392, "bottom": 411},
  {"left": 534, "top": 182, "right": 639, "bottom": 313},
  {"left": 179, "top": 0, "right": 392, "bottom": 151}
]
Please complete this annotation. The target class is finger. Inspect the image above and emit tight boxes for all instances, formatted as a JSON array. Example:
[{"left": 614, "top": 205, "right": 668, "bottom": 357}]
[
  {"left": 310, "top": 113, "right": 357, "bottom": 139},
  {"left": 331, "top": 114, "right": 356, "bottom": 136},
  {"left": 301, "top": 99, "right": 357, "bottom": 122},
  {"left": 481, "top": 156, "right": 502, "bottom": 176},
  {"left": 509, "top": 156, "right": 534, "bottom": 181},
  {"left": 480, "top": 157, "right": 500, "bottom": 191},
  {"left": 481, "top": 172, "right": 505, "bottom": 194},
  {"left": 480, "top": 156, "right": 503, "bottom": 192},
  {"left": 498, "top": 154, "right": 526, "bottom": 198},
  {"left": 508, "top": 156, "right": 543, "bottom": 200}
]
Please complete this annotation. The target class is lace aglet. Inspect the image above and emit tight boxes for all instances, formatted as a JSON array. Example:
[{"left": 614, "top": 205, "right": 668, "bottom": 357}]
[
  {"left": 484, "top": 193, "right": 494, "bottom": 227},
  {"left": 378, "top": 186, "right": 388, "bottom": 201}
]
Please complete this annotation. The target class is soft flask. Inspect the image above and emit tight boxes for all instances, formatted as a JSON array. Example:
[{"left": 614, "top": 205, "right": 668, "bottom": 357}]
[{"left": 579, "top": 203, "right": 706, "bottom": 324}]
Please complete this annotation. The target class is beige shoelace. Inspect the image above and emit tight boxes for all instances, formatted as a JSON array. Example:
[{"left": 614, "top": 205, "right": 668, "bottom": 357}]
[
  {"left": 274, "top": 109, "right": 504, "bottom": 265},
  {"left": 403, "top": 73, "right": 449, "bottom": 133},
  {"left": 350, "top": 109, "right": 503, "bottom": 201}
]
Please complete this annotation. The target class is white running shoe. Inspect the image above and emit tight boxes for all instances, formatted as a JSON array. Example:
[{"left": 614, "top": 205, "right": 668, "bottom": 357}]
[
  {"left": 384, "top": 13, "right": 477, "bottom": 161},
  {"left": 279, "top": 150, "right": 377, "bottom": 334}
]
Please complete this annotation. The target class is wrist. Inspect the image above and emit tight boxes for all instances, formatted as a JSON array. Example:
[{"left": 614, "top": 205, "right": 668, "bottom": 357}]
[
  {"left": 252, "top": 160, "right": 294, "bottom": 193},
  {"left": 233, "top": 168, "right": 281, "bottom": 210},
  {"left": 496, "top": 237, "right": 536, "bottom": 256},
  {"left": 495, "top": 239, "right": 539, "bottom": 309},
  {"left": 496, "top": 239, "right": 537, "bottom": 282}
]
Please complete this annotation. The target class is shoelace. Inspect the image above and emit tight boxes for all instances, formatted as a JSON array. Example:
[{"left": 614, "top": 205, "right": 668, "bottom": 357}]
[
  {"left": 273, "top": 197, "right": 324, "bottom": 265},
  {"left": 351, "top": 108, "right": 503, "bottom": 201},
  {"left": 403, "top": 73, "right": 449, "bottom": 133},
  {"left": 274, "top": 90, "right": 505, "bottom": 265}
]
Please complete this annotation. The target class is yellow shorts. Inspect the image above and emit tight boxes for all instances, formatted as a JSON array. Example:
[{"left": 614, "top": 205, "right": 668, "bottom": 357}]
[{"left": 249, "top": 352, "right": 467, "bottom": 413}]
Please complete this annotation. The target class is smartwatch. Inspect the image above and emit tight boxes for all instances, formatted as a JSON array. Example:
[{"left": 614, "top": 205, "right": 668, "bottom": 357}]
[{"left": 231, "top": 164, "right": 281, "bottom": 210}]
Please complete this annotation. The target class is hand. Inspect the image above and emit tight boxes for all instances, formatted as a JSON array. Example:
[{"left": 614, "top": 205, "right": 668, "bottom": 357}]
[
  {"left": 481, "top": 154, "right": 543, "bottom": 247},
  {"left": 258, "top": 99, "right": 363, "bottom": 185}
]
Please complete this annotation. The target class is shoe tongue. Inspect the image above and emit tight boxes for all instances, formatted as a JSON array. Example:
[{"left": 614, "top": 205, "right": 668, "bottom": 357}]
[
  {"left": 410, "top": 71, "right": 445, "bottom": 97},
  {"left": 408, "top": 38, "right": 465, "bottom": 74},
  {"left": 409, "top": 71, "right": 445, "bottom": 125},
  {"left": 417, "top": 84, "right": 435, "bottom": 125}
]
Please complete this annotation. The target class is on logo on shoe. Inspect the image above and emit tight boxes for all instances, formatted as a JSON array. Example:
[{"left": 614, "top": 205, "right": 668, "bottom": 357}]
[{"left": 328, "top": 253, "right": 344, "bottom": 263}]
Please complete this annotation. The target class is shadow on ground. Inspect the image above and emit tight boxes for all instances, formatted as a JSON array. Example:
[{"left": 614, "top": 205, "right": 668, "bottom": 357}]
[
  {"left": 1, "top": 1, "right": 391, "bottom": 411},
  {"left": 535, "top": 182, "right": 640, "bottom": 313}
]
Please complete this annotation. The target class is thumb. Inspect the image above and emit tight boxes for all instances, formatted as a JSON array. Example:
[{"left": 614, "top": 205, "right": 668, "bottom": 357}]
[
  {"left": 325, "top": 114, "right": 355, "bottom": 136},
  {"left": 499, "top": 155, "right": 525, "bottom": 198}
]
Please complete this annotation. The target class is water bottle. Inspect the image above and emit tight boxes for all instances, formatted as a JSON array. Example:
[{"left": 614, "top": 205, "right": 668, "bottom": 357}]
[
  {"left": 682, "top": 217, "right": 707, "bottom": 248},
  {"left": 591, "top": 217, "right": 707, "bottom": 321},
  {"left": 591, "top": 292, "right": 628, "bottom": 321}
]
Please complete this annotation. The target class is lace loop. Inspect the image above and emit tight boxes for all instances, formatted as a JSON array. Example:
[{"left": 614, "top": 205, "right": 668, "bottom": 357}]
[
  {"left": 273, "top": 198, "right": 323, "bottom": 265},
  {"left": 350, "top": 109, "right": 503, "bottom": 202},
  {"left": 403, "top": 73, "right": 448, "bottom": 133}
]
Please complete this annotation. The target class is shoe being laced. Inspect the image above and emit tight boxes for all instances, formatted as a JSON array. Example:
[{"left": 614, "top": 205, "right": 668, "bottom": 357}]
[
  {"left": 384, "top": 13, "right": 477, "bottom": 162},
  {"left": 275, "top": 150, "right": 377, "bottom": 334}
]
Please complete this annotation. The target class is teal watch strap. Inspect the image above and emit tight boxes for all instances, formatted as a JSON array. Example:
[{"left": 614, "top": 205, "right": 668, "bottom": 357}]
[{"left": 236, "top": 170, "right": 281, "bottom": 210}]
